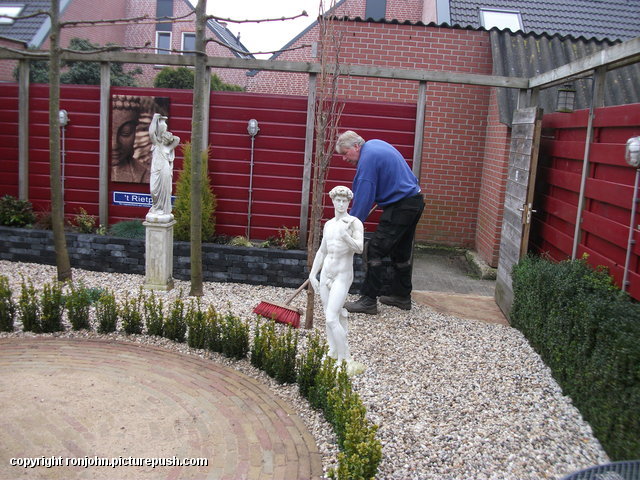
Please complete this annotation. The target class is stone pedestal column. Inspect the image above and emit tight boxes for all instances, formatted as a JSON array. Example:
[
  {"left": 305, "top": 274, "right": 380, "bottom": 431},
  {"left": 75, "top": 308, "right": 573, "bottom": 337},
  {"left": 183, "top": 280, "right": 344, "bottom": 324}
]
[{"left": 143, "top": 213, "right": 175, "bottom": 291}]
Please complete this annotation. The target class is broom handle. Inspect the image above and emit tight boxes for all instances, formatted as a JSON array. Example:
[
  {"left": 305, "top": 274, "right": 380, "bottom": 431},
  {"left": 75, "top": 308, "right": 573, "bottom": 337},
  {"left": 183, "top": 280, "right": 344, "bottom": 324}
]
[
  {"left": 284, "top": 279, "right": 310, "bottom": 305},
  {"left": 287, "top": 204, "right": 378, "bottom": 306}
]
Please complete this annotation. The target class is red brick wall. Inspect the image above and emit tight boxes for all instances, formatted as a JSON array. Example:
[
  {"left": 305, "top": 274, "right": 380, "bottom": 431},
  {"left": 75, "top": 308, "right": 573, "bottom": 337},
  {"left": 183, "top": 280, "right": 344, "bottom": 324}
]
[
  {"left": 125, "top": 0, "right": 248, "bottom": 88},
  {"left": 476, "top": 88, "right": 511, "bottom": 267}
]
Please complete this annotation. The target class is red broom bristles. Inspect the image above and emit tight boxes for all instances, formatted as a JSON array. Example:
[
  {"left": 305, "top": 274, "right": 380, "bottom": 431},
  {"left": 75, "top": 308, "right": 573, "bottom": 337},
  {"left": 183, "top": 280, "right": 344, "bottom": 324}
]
[{"left": 253, "top": 301, "right": 301, "bottom": 328}]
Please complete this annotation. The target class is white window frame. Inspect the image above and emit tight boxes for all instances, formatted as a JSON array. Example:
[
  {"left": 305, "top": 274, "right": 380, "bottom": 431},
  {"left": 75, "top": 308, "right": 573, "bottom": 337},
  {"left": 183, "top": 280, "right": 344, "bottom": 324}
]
[
  {"left": 479, "top": 8, "right": 523, "bottom": 32},
  {"left": 0, "top": 4, "right": 24, "bottom": 25},
  {"left": 156, "top": 31, "right": 172, "bottom": 54},
  {"left": 181, "top": 32, "right": 196, "bottom": 55}
]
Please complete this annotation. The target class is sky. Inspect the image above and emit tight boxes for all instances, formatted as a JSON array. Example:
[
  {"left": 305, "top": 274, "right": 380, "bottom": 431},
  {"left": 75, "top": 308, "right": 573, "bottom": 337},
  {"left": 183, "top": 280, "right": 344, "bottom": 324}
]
[{"left": 207, "top": 1, "right": 323, "bottom": 59}]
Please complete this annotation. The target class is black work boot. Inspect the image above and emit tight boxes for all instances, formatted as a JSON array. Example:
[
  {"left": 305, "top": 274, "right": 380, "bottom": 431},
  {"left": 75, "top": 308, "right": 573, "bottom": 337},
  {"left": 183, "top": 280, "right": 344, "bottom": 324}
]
[
  {"left": 344, "top": 295, "right": 378, "bottom": 315},
  {"left": 379, "top": 295, "right": 412, "bottom": 311}
]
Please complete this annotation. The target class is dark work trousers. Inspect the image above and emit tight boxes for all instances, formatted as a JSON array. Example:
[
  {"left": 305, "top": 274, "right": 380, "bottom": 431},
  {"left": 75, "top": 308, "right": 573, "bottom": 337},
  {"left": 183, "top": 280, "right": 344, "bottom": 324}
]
[{"left": 361, "top": 193, "right": 425, "bottom": 299}]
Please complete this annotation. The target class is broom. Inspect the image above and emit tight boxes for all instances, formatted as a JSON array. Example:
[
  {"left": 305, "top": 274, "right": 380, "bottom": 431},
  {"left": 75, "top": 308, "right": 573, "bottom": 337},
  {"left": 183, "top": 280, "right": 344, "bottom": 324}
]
[
  {"left": 253, "top": 205, "right": 378, "bottom": 328},
  {"left": 253, "top": 279, "right": 309, "bottom": 328}
]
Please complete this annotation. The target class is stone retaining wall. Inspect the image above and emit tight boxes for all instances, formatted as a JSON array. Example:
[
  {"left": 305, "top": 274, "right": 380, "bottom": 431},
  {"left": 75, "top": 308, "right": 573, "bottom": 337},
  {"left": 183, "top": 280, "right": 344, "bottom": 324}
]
[{"left": 0, "top": 226, "right": 366, "bottom": 290}]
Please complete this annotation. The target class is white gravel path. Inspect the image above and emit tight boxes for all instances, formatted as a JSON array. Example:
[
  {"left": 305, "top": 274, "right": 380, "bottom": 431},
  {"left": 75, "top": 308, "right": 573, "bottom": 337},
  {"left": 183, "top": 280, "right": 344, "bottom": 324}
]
[{"left": 0, "top": 260, "right": 609, "bottom": 479}]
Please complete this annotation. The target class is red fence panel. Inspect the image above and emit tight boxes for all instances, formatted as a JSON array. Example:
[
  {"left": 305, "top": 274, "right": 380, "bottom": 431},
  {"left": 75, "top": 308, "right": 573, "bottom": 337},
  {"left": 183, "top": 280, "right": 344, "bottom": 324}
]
[
  {"left": 531, "top": 103, "right": 640, "bottom": 299},
  {"left": 0, "top": 84, "right": 416, "bottom": 240},
  {"left": 0, "top": 84, "right": 20, "bottom": 198}
]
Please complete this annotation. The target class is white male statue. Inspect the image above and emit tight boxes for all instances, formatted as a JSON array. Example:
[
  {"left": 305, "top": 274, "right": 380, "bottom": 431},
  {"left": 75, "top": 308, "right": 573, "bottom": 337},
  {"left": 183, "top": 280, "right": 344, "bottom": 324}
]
[
  {"left": 148, "top": 113, "right": 180, "bottom": 219},
  {"left": 309, "top": 186, "right": 366, "bottom": 375}
]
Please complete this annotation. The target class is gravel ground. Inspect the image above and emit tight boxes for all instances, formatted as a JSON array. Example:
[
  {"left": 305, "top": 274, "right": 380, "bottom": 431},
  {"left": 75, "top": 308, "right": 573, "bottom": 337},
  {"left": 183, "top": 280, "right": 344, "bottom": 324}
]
[{"left": 0, "top": 260, "right": 609, "bottom": 479}]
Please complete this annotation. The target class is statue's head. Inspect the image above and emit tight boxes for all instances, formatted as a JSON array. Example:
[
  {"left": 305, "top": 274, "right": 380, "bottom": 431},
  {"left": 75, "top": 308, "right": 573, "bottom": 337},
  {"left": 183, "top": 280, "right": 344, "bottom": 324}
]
[{"left": 329, "top": 185, "right": 353, "bottom": 201}]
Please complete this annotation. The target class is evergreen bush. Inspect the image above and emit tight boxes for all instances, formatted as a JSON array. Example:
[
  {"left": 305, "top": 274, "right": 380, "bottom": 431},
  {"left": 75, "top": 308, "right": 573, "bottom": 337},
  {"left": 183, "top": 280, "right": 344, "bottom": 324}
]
[
  {"left": 0, "top": 195, "right": 36, "bottom": 227},
  {"left": 0, "top": 275, "right": 16, "bottom": 332},
  {"left": 205, "top": 306, "right": 223, "bottom": 353},
  {"left": 143, "top": 291, "right": 164, "bottom": 337},
  {"left": 96, "top": 290, "right": 118, "bottom": 333},
  {"left": 511, "top": 255, "right": 640, "bottom": 460},
  {"left": 173, "top": 142, "right": 217, "bottom": 242},
  {"left": 65, "top": 283, "right": 91, "bottom": 330},
  {"left": 164, "top": 297, "right": 187, "bottom": 343},
  {"left": 221, "top": 313, "right": 249, "bottom": 360},
  {"left": 119, "top": 290, "right": 143, "bottom": 335},
  {"left": 297, "top": 329, "right": 328, "bottom": 399},
  {"left": 186, "top": 299, "right": 208, "bottom": 349},
  {"left": 109, "top": 220, "right": 145, "bottom": 239},
  {"left": 40, "top": 281, "right": 64, "bottom": 333}
]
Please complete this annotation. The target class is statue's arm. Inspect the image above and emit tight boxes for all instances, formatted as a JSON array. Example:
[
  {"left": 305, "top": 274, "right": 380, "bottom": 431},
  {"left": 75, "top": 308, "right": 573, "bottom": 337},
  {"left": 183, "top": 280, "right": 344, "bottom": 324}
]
[
  {"left": 149, "top": 113, "right": 160, "bottom": 144},
  {"left": 342, "top": 217, "right": 364, "bottom": 254}
]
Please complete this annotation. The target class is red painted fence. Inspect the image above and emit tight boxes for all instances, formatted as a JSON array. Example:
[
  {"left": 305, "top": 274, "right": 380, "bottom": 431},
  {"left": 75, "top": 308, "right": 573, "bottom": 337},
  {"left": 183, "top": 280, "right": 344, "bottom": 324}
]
[
  {"left": 0, "top": 84, "right": 416, "bottom": 239},
  {"left": 531, "top": 103, "right": 640, "bottom": 300}
]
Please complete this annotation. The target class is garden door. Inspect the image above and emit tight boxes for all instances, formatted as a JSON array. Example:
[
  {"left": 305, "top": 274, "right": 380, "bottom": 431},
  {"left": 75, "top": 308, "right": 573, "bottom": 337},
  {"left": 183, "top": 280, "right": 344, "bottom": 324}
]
[{"left": 495, "top": 107, "right": 543, "bottom": 319}]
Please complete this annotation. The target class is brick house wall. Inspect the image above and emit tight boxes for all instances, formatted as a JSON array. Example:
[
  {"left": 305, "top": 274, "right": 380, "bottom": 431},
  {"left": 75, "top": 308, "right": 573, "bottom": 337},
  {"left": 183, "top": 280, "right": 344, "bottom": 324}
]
[
  {"left": 125, "top": 0, "right": 249, "bottom": 88},
  {"left": 249, "top": 19, "right": 501, "bottom": 265}
]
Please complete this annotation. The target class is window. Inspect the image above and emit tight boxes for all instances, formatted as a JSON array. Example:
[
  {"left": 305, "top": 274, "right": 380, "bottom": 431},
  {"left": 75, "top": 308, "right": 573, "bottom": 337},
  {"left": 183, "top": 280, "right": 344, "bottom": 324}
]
[
  {"left": 0, "top": 4, "right": 24, "bottom": 24},
  {"left": 182, "top": 32, "right": 195, "bottom": 55},
  {"left": 479, "top": 8, "right": 523, "bottom": 32},
  {"left": 156, "top": 32, "right": 172, "bottom": 54}
]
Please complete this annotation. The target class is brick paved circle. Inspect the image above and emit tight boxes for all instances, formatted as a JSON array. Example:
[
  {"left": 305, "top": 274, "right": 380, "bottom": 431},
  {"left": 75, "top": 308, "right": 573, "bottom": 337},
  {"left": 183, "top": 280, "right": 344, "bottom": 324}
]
[{"left": 0, "top": 337, "right": 322, "bottom": 480}]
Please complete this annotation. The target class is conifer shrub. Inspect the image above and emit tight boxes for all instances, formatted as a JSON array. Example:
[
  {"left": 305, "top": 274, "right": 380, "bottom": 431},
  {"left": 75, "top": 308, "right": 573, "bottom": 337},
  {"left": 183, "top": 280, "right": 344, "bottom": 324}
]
[
  {"left": 40, "top": 281, "right": 64, "bottom": 333},
  {"left": 173, "top": 142, "right": 217, "bottom": 242},
  {"left": 143, "top": 291, "right": 164, "bottom": 337},
  {"left": 205, "top": 306, "right": 223, "bottom": 353},
  {"left": 109, "top": 220, "right": 145, "bottom": 239},
  {"left": 119, "top": 290, "right": 143, "bottom": 335},
  {"left": 65, "top": 283, "right": 91, "bottom": 330},
  {"left": 0, "top": 275, "right": 16, "bottom": 332},
  {"left": 96, "top": 290, "right": 118, "bottom": 334},
  {"left": 251, "top": 320, "right": 274, "bottom": 371},
  {"left": 164, "top": 296, "right": 187, "bottom": 343},
  {"left": 297, "top": 329, "right": 328, "bottom": 399},
  {"left": 220, "top": 313, "right": 249, "bottom": 360},
  {"left": 186, "top": 299, "right": 208, "bottom": 349},
  {"left": 24, "top": 283, "right": 43, "bottom": 332}
]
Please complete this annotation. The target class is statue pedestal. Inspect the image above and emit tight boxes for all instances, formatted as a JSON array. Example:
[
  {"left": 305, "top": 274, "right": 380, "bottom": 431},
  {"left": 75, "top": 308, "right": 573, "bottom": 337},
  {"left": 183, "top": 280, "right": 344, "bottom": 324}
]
[{"left": 143, "top": 213, "right": 175, "bottom": 291}]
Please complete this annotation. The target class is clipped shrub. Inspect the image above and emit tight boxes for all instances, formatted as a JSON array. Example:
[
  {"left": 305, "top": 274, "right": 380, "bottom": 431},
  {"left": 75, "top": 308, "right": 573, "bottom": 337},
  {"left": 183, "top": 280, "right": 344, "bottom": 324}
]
[
  {"left": 173, "top": 142, "right": 217, "bottom": 242},
  {"left": 308, "top": 355, "right": 338, "bottom": 412},
  {"left": 109, "top": 220, "right": 145, "bottom": 239},
  {"left": 251, "top": 320, "right": 275, "bottom": 370},
  {"left": 269, "top": 325, "right": 298, "bottom": 384},
  {"left": 0, "top": 275, "right": 16, "bottom": 332},
  {"left": 330, "top": 409, "right": 382, "bottom": 480},
  {"left": 143, "top": 291, "right": 164, "bottom": 337},
  {"left": 41, "top": 281, "right": 64, "bottom": 333},
  {"left": 511, "top": 254, "right": 640, "bottom": 460},
  {"left": 65, "top": 283, "right": 91, "bottom": 330},
  {"left": 186, "top": 299, "right": 208, "bottom": 349},
  {"left": 164, "top": 296, "right": 187, "bottom": 343},
  {"left": 96, "top": 290, "right": 118, "bottom": 333},
  {"left": 19, "top": 277, "right": 40, "bottom": 332},
  {"left": 297, "top": 329, "right": 328, "bottom": 399},
  {"left": 0, "top": 195, "right": 36, "bottom": 227},
  {"left": 220, "top": 313, "right": 249, "bottom": 360},
  {"left": 154, "top": 67, "right": 244, "bottom": 91},
  {"left": 119, "top": 290, "right": 143, "bottom": 335},
  {"left": 205, "top": 306, "right": 223, "bottom": 353}
]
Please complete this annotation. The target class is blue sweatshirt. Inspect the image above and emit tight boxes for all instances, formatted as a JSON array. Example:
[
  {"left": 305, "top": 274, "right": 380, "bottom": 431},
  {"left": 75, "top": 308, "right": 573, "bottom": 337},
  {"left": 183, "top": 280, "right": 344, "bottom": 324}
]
[{"left": 349, "top": 139, "right": 421, "bottom": 222}]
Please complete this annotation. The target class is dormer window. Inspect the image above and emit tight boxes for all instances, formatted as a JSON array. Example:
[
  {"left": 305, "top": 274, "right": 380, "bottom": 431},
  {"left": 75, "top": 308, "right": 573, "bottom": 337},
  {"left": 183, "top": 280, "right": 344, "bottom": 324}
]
[
  {"left": 479, "top": 8, "right": 523, "bottom": 32},
  {"left": 0, "top": 4, "right": 24, "bottom": 24}
]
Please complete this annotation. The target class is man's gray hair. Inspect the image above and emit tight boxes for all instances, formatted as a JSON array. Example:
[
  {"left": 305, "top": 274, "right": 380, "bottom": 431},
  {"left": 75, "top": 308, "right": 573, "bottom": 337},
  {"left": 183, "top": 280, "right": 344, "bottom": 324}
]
[
  {"left": 335, "top": 130, "right": 364, "bottom": 154},
  {"left": 329, "top": 185, "right": 353, "bottom": 200}
]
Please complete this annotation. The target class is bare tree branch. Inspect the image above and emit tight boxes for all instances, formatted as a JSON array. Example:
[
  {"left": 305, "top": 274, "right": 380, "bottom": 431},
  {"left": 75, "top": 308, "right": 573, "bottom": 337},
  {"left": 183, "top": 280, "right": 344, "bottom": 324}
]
[
  {"left": 208, "top": 11, "right": 308, "bottom": 24},
  {"left": 60, "top": 42, "right": 152, "bottom": 55},
  {"left": 61, "top": 11, "right": 195, "bottom": 27}
]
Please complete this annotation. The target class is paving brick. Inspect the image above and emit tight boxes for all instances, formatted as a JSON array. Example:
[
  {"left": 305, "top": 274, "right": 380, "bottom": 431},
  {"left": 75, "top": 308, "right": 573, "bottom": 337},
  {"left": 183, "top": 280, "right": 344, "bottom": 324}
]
[{"left": 0, "top": 337, "right": 323, "bottom": 480}]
